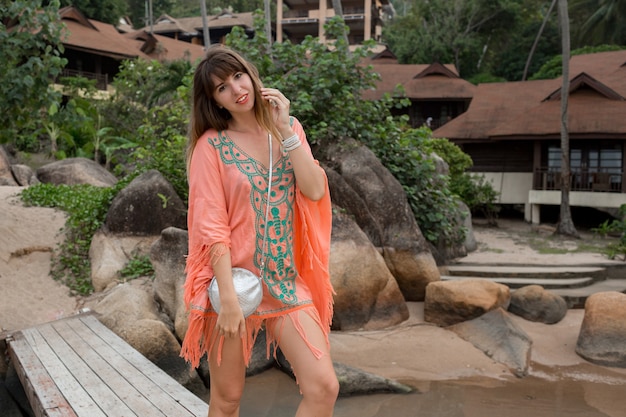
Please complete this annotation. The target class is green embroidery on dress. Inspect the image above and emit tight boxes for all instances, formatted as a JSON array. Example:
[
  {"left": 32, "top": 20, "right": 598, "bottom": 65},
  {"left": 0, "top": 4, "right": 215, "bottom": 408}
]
[{"left": 208, "top": 132, "right": 299, "bottom": 305}]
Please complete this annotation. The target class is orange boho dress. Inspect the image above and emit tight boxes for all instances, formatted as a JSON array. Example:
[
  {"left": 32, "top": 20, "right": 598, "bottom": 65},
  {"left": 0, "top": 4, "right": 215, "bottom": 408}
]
[{"left": 180, "top": 117, "right": 334, "bottom": 368}]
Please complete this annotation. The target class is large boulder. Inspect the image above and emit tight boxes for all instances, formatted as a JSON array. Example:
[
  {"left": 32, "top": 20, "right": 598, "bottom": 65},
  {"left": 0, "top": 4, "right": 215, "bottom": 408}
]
[
  {"left": 330, "top": 208, "right": 409, "bottom": 330},
  {"left": 36, "top": 157, "right": 117, "bottom": 187},
  {"left": 323, "top": 141, "right": 439, "bottom": 301},
  {"left": 89, "top": 231, "right": 157, "bottom": 292},
  {"left": 448, "top": 308, "right": 532, "bottom": 377},
  {"left": 105, "top": 170, "right": 186, "bottom": 235},
  {"left": 509, "top": 285, "right": 567, "bottom": 324},
  {"left": 0, "top": 146, "right": 17, "bottom": 186},
  {"left": 11, "top": 164, "right": 38, "bottom": 186},
  {"left": 424, "top": 279, "right": 511, "bottom": 327},
  {"left": 151, "top": 227, "right": 190, "bottom": 340},
  {"left": 576, "top": 291, "right": 626, "bottom": 368}
]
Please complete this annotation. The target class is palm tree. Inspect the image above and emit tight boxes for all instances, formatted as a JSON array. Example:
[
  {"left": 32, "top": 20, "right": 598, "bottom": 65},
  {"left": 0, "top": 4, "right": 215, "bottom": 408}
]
[
  {"left": 555, "top": 0, "right": 579, "bottom": 237},
  {"left": 264, "top": 0, "right": 272, "bottom": 52},
  {"left": 523, "top": 0, "right": 557, "bottom": 81},
  {"left": 571, "top": 0, "right": 626, "bottom": 45}
]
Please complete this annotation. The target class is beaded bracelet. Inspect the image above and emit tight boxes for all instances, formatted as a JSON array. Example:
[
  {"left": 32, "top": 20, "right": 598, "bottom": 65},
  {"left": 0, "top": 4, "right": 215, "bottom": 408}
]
[{"left": 281, "top": 133, "right": 302, "bottom": 152}]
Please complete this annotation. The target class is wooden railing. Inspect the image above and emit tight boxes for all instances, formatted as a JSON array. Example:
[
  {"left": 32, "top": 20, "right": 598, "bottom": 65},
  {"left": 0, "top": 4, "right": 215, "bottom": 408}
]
[
  {"left": 534, "top": 168, "right": 623, "bottom": 193},
  {"left": 58, "top": 68, "right": 109, "bottom": 90}
]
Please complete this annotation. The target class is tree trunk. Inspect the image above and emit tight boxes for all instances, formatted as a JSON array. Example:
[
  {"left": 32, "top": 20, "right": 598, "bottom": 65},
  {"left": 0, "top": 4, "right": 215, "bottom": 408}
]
[
  {"left": 555, "top": 0, "right": 579, "bottom": 237},
  {"left": 200, "top": 0, "right": 211, "bottom": 48},
  {"left": 264, "top": 0, "right": 272, "bottom": 52},
  {"left": 522, "top": 0, "right": 557, "bottom": 81},
  {"left": 331, "top": 0, "right": 351, "bottom": 48}
]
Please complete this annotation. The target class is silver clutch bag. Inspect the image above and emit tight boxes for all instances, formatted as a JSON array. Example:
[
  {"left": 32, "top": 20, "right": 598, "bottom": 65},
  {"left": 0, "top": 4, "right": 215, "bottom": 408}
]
[{"left": 208, "top": 267, "right": 263, "bottom": 317}]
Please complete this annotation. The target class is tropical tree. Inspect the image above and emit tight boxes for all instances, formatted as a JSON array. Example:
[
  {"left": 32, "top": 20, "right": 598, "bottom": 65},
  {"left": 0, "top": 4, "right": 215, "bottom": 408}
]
[
  {"left": 382, "top": 0, "right": 519, "bottom": 77},
  {"left": 46, "top": 0, "right": 128, "bottom": 24},
  {"left": 0, "top": 0, "right": 67, "bottom": 150},
  {"left": 126, "top": 0, "right": 173, "bottom": 29},
  {"left": 522, "top": 0, "right": 558, "bottom": 80},
  {"left": 570, "top": 0, "right": 626, "bottom": 46},
  {"left": 555, "top": 0, "right": 579, "bottom": 237}
]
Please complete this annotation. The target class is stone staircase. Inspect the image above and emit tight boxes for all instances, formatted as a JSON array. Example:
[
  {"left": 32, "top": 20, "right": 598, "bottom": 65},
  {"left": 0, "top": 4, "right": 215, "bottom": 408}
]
[{"left": 440, "top": 263, "right": 626, "bottom": 308}]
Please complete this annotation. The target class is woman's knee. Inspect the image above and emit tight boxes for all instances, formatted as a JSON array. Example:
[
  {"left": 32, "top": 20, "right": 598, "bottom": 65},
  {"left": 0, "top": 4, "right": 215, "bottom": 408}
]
[
  {"left": 210, "top": 384, "right": 244, "bottom": 415},
  {"left": 302, "top": 370, "right": 339, "bottom": 405}
]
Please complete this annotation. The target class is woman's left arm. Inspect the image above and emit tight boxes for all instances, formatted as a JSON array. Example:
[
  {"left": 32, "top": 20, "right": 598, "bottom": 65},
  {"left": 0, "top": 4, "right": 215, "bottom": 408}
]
[{"left": 262, "top": 88, "right": 327, "bottom": 201}]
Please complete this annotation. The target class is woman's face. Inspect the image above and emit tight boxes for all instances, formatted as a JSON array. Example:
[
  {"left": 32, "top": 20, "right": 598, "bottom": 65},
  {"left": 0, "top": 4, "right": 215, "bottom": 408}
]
[{"left": 211, "top": 71, "right": 255, "bottom": 114}]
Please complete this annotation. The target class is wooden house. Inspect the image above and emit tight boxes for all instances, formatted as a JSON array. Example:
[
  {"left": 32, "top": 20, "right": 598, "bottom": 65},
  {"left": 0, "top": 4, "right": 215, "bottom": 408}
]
[
  {"left": 362, "top": 50, "right": 476, "bottom": 128},
  {"left": 45, "top": 6, "right": 205, "bottom": 90},
  {"left": 433, "top": 50, "right": 626, "bottom": 224}
]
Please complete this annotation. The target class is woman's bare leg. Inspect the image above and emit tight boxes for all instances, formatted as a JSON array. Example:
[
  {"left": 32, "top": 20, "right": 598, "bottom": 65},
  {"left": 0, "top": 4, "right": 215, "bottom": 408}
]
[
  {"left": 207, "top": 336, "right": 247, "bottom": 417},
  {"left": 272, "top": 310, "right": 339, "bottom": 417}
]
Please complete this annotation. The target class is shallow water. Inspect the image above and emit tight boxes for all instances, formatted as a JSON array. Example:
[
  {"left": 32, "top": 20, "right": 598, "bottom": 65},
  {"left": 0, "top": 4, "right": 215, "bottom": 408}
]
[{"left": 236, "top": 369, "right": 625, "bottom": 417}]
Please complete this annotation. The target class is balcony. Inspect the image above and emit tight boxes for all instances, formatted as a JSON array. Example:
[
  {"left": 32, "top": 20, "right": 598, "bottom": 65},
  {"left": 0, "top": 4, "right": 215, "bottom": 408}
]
[
  {"left": 534, "top": 168, "right": 623, "bottom": 193},
  {"left": 57, "top": 69, "right": 109, "bottom": 90}
]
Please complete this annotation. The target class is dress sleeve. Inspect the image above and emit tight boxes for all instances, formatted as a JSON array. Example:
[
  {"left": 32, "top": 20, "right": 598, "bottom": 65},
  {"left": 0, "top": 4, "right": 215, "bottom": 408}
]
[{"left": 185, "top": 132, "right": 231, "bottom": 305}]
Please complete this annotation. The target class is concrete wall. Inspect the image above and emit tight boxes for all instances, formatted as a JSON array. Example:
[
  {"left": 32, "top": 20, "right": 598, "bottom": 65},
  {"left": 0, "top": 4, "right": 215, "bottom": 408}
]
[{"left": 477, "top": 172, "right": 626, "bottom": 224}]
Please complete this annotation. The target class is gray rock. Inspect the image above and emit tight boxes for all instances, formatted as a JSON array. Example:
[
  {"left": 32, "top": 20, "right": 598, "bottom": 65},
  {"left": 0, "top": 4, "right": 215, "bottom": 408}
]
[
  {"left": 36, "top": 157, "right": 117, "bottom": 187},
  {"left": 0, "top": 146, "right": 17, "bottom": 186},
  {"left": 11, "top": 164, "right": 38, "bottom": 186},
  {"left": 89, "top": 230, "right": 157, "bottom": 292},
  {"left": 275, "top": 351, "right": 412, "bottom": 396},
  {"left": 576, "top": 291, "right": 626, "bottom": 368},
  {"left": 448, "top": 308, "right": 532, "bottom": 377},
  {"left": 330, "top": 208, "right": 409, "bottom": 330},
  {"left": 509, "top": 285, "right": 567, "bottom": 324},
  {"left": 424, "top": 279, "right": 511, "bottom": 327},
  {"left": 150, "top": 227, "right": 189, "bottom": 340},
  {"left": 323, "top": 142, "right": 439, "bottom": 301},
  {"left": 105, "top": 170, "right": 186, "bottom": 235}
]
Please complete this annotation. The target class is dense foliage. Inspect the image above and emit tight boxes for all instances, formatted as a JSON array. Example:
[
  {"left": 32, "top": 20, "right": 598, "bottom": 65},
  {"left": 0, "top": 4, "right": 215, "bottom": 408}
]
[
  {"left": 530, "top": 44, "right": 626, "bottom": 80},
  {"left": 0, "top": 0, "right": 67, "bottom": 149},
  {"left": 20, "top": 183, "right": 125, "bottom": 294}
]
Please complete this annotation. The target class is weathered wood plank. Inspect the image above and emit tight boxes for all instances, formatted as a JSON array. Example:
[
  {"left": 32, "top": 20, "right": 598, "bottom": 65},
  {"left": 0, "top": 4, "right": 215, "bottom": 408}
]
[
  {"left": 21, "top": 328, "right": 108, "bottom": 417},
  {"left": 47, "top": 320, "right": 168, "bottom": 416},
  {"left": 76, "top": 315, "right": 208, "bottom": 416},
  {"left": 7, "top": 333, "right": 78, "bottom": 417},
  {"left": 64, "top": 317, "right": 206, "bottom": 416},
  {"left": 7, "top": 312, "right": 209, "bottom": 417}
]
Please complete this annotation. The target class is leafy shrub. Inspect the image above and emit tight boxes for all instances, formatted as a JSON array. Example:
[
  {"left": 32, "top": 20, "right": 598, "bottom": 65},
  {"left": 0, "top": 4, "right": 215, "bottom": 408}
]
[
  {"left": 20, "top": 180, "right": 132, "bottom": 294},
  {"left": 120, "top": 255, "right": 155, "bottom": 280},
  {"left": 592, "top": 204, "right": 626, "bottom": 260}
]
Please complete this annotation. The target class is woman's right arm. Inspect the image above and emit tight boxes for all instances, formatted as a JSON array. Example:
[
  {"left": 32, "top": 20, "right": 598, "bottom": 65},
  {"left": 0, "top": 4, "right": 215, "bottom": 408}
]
[
  {"left": 188, "top": 136, "right": 246, "bottom": 338},
  {"left": 210, "top": 244, "right": 246, "bottom": 338}
]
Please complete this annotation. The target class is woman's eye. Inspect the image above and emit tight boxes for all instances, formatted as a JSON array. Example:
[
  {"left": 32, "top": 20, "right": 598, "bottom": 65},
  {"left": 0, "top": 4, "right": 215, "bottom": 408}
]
[{"left": 234, "top": 72, "right": 242, "bottom": 79}]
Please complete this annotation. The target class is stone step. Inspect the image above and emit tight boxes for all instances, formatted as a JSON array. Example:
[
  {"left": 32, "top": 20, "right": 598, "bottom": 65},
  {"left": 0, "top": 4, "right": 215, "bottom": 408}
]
[
  {"left": 443, "top": 265, "right": 607, "bottom": 281},
  {"left": 440, "top": 275, "right": 595, "bottom": 289},
  {"left": 552, "top": 279, "right": 626, "bottom": 308}
]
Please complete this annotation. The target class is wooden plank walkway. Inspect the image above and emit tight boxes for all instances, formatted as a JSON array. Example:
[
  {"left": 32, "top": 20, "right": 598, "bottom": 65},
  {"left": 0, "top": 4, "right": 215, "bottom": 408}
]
[{"left": 5, "top": 312, "right": 208, "bottom": 417}]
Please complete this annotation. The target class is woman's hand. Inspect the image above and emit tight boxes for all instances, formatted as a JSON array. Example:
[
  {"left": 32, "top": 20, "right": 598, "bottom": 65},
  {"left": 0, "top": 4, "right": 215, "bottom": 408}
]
[
  {"left": 215, "top": 297, "right": 246, "bottom": 338},
  {"left": 261, "top": 87, "right": 291, "bottom": 135}
]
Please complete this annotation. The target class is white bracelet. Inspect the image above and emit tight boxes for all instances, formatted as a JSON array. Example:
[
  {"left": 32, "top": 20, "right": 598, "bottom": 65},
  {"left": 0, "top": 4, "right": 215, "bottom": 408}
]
[{"left": 281, "top": 133, "right": 302, "bottom": 152}]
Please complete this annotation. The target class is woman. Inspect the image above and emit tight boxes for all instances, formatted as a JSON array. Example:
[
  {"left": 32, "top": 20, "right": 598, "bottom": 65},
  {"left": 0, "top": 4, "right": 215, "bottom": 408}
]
[{"left": 181, "top": 44, "right": 339, "bottom": 417}]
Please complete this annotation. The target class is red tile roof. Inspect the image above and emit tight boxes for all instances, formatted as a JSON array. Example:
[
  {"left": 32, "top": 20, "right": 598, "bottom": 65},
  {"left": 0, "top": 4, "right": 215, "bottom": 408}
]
[
  {"left": 362, "top": 62, "right": 472, "bottom": 100},
  {"left": 433, "top": 50, "right": 626, "bottom": 141},
  {"left": 60, "top": 7, "right": 148, "bottom": 60},
  {"left": 124, "top": 30, "right": 205, "bottom": 63},
  {"left": 59, "top": 6, "right": 204, "bottom": 63}
]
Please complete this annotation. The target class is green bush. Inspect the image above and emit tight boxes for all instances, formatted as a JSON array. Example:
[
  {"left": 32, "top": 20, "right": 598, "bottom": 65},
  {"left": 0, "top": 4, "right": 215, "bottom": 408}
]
[{"left": 20, "top": 180, "right": 132, "bottom": 294}]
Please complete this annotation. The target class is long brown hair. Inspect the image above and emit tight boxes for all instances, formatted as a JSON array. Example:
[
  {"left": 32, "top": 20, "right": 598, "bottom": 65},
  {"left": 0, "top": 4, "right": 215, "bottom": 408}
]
[{"left": 186, "top": 45, "right": 280, "bottom": 172}]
